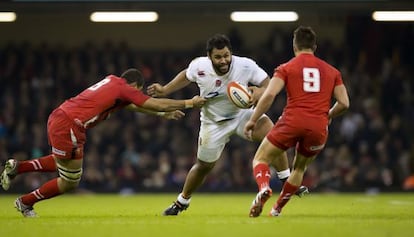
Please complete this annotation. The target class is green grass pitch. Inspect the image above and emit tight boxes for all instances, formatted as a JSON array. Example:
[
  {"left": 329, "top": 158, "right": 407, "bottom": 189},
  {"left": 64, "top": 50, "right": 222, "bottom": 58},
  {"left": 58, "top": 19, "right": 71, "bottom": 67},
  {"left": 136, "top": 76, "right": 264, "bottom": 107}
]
[{"left": 0, "top": 193, "right": 413, "bottom": 237}]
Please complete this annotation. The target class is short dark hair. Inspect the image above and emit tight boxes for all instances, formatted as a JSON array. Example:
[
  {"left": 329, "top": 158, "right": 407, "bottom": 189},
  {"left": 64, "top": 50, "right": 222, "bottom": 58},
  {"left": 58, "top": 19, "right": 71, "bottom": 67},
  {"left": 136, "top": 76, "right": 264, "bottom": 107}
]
[
  {"left": 293, "top": 26, "right": 317, "bottom": 51},
  {"left": 120, "top": 68, "right": 144, "bottom": 88},
  {"left": 206, "top": 34, "right": 232, "bottom": 55}
]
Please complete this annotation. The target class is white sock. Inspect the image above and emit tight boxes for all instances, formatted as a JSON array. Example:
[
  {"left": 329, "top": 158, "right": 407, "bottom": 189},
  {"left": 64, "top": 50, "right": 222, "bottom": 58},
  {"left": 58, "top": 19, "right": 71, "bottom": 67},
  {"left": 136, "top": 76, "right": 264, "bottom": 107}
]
[{"left": 177, "top": 193, "right": 191, "bottom": 205}]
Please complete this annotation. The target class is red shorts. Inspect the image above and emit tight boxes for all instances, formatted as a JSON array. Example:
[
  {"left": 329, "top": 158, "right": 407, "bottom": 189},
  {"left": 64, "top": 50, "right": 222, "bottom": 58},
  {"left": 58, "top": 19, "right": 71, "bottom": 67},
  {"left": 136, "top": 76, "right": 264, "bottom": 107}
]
[
  {"left": 47, "top": 109, "right": 86, "bottom": 160},
  {"left": 266, "top": 116, "right": 328, "bottom": 157}
]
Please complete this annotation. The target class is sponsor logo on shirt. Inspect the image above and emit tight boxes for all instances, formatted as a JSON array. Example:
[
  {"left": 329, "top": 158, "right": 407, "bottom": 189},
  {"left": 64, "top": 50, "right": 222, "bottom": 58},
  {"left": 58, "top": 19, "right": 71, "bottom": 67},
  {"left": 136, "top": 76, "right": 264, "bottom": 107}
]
[
  {"left": 197, "top": 70, "right": 205, "bottom": 76},
  {"left": 52, "top": 147, "right": 66, "bottom": 156},
  {"left": 309, "top": 144, "right": 325, "bottom": 151},
  {"left": 205, "top": 91, "right": 219, "bottom": 99}
]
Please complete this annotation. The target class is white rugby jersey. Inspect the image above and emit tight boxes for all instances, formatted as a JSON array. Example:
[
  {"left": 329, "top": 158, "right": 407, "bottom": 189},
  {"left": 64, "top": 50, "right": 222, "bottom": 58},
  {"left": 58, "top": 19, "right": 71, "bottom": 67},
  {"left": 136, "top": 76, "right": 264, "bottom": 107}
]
[{"left": 186, "top": 55, "right": 268, "bottom": 122}]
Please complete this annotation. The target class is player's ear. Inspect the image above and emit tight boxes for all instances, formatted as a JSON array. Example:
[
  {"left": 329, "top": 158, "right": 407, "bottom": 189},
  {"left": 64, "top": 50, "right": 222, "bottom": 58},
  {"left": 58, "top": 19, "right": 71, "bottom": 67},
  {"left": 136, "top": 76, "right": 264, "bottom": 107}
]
[
  {"left": 130, "top": 82, "right": 141, "bottom": 90},
  {"left": 293, "top": 45, "right": 298, "bottom": 54}
]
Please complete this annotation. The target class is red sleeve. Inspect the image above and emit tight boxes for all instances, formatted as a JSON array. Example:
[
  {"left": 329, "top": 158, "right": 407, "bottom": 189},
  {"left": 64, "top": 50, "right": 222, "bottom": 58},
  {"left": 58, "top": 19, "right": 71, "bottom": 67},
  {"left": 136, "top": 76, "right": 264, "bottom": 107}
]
[
  {"left": 273, "top": 63, "right": 288, "bottom": 82},
  {"left": 334, "top": 70, "right": 344, "bottom": 86},
  {"left": 119, "top": 83, "right": 151, "bottom": 106}
]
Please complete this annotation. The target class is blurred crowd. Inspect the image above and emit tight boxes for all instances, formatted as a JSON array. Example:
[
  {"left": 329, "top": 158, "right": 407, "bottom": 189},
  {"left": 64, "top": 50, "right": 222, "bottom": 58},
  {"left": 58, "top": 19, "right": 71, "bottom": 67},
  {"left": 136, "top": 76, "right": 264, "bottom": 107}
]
[{"left": 1, "top": 20, "right": 413, "bottom": 194}]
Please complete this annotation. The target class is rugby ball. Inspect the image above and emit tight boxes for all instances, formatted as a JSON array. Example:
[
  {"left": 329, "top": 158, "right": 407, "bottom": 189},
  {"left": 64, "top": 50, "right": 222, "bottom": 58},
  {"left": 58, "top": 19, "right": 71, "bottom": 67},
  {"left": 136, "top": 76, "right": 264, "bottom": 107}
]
[{"left": 226, "top": 81, "right": 252, "bottom": 109}]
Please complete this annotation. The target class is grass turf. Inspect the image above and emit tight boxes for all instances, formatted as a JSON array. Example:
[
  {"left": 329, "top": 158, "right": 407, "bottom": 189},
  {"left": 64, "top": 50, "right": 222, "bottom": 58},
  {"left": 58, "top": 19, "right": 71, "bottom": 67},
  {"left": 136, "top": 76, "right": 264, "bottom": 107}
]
[{"left": 0, "top": 193, "right": 413, "bottom": 237}]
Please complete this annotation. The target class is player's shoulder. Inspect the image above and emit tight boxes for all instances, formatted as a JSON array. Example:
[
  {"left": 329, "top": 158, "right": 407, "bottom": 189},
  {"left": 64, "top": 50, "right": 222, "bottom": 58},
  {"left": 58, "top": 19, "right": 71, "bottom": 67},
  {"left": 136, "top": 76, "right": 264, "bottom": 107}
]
[
  {"left": 314, "top": 56, "right": 341, "bottom": 75},
  {"left": 232, "top": 55, "right": 256, "bottom": 64},
  {"left": 189, "top": 56, "right": 210, "bottom": 67},
  {"left": 275, "top": 60, "right": 291, "bottom": 72},
  {"left": 232, "top": 55, "right": 261, "bottom": 70},
  {"left": 106, "top": 74, "right": 127, "bottom": 85},
  {"left": 187, "top": 56, "right": 211, "bottom": 79}
]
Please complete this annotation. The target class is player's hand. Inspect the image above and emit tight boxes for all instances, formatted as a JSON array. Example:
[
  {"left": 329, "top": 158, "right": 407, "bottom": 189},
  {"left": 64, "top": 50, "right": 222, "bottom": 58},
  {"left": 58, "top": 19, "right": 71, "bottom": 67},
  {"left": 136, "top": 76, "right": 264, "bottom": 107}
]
[
  {"left": 248, "top": 86, "right": 265, "bottom": 106},
  {"left": 147, "top": 83, "right": 165, "bottom": 97},
  {"left": 164, "top": 110, "right": 185, "bottom": 120},
  {"left": 191, "top": 96, "right": 207, "bottom": 108},
  {"left": 247, "top": 99, "right": 254, "bottom": 108},
  {"left": 244, "top": 120, "right": 256, "bottom": 140}
]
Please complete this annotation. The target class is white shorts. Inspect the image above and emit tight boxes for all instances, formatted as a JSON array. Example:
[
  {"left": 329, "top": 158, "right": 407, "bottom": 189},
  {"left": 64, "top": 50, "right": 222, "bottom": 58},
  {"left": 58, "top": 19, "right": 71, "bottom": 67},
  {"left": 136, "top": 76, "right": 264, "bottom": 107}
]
[{"left": 197, "top": 109, "right": 267, "bottom": 162}]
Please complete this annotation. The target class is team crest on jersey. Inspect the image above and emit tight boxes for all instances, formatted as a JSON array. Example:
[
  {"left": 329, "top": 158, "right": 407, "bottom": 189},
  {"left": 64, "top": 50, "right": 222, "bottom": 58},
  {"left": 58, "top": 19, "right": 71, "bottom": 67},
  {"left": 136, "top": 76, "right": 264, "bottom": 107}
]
[
  {"left": 215, "top": 80, "right": 221, "bottom": 87},
  {"left": 197, "top": 70, "right": 205, "bottom": 76}
]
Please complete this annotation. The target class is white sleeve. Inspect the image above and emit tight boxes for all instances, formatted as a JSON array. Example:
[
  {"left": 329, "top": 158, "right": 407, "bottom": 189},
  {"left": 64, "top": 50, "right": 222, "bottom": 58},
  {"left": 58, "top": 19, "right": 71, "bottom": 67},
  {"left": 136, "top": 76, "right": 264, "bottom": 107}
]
[
  {"left": 248, "top": 59, "right": 269, "bottom": 86},
  {"left": 185, "top": 58, "right": 201, "bottom": 82}
]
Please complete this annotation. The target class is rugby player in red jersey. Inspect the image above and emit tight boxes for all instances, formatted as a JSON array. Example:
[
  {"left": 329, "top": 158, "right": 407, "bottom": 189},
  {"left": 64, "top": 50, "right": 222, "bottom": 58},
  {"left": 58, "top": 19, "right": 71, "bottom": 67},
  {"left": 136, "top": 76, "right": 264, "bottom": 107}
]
[
  {"left": 0, "top": 68, "right": 206, "bottom": 217},
  {"left": 245, "top": 26, "right": 350, "bottom": 217}
]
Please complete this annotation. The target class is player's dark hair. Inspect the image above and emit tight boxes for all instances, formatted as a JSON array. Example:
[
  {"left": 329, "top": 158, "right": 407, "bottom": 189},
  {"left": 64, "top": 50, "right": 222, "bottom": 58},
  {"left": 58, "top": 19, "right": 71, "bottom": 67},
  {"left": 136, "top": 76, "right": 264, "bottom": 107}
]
[
  {"left": 206, "top": 34, "right": 232, "bottom": 55},
  {"left": 293, "top": 26, "right": 317, "bottom": 51},
  {"left": 120, "top": 68, "right": 145, "bottom": 88}
]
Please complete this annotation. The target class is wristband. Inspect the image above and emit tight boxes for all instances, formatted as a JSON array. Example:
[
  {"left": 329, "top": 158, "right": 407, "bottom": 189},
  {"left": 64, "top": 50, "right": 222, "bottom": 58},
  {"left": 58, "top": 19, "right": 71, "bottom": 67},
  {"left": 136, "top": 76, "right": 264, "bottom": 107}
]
[
  {"left": 184, "top": 99, "right": 193, "bottom": 109},
  {"left": 156, "top": 112, "right": 166, "bottom": 116}
]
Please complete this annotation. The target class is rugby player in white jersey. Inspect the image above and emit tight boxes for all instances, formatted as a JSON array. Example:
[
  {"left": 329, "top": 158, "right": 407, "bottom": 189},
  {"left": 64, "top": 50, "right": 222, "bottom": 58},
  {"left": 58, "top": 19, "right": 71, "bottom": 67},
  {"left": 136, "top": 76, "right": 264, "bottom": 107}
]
[{"left": 148, "top": 34, "right": 308, "bottom": 216}]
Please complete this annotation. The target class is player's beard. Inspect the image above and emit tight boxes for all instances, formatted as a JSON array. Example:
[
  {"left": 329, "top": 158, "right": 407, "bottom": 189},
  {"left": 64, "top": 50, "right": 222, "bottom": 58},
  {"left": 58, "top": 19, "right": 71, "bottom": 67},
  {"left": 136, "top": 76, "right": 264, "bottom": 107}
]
[{"left": 213, "top": 61, "right": 230, "bottom": 75}]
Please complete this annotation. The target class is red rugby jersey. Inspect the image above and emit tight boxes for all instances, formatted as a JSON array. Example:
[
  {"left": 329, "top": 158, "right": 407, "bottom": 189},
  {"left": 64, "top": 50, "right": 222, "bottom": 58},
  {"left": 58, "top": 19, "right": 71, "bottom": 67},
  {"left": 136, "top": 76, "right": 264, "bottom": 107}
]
[
  {"left": 274, "top": 53, "right": 343, "bottom": 124},
  {"left": 59, "top": 75, "right": 150, "bottom": 129}
]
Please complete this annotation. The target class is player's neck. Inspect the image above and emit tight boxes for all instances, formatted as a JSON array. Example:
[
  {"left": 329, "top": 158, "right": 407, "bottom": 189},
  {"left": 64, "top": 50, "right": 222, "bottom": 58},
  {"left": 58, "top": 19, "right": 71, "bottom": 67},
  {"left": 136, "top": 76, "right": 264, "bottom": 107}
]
[{"left": 294, "top": 50, "right": 314, "bottom": 57}]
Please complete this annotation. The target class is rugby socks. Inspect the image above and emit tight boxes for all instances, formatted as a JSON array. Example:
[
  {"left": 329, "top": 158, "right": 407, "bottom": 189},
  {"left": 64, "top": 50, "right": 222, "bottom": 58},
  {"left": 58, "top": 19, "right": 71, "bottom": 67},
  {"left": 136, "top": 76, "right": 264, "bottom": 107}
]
[
  {"left": 274, "top": 181, "right": 299, "bottom": 211},
  {"left": 177, "top": 193, "right": 191, "bottom": 205},
  {"left": 253, "top": 163, "right": 271, "bottom": 190},
  {"left": 20, "top": 178, "right": 61, "bottom": 207},
  {"left": 17, "top": 154, "right": 57, "bottom": 173}
]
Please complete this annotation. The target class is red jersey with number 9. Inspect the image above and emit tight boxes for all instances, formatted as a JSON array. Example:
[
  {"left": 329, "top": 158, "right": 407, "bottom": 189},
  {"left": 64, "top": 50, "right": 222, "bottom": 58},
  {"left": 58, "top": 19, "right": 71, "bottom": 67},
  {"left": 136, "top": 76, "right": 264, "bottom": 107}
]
[
  {"left": 58, "top": 75, "right": 150, "bottom": 129},
  {"left": 274, "top": 53, "right": 343, "bottom": 125}
]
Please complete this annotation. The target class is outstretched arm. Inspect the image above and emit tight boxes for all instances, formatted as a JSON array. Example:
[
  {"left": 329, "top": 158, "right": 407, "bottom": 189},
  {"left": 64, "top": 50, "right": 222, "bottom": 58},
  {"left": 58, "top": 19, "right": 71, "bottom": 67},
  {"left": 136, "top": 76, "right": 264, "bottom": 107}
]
[
  {"left": 126, "top": 104, "right": 185, "bottom": 120},
  {"left": 147, "top": 69, "right": 192, "bottom": 97},
  {"left": 140, "top": 95, "right": 206, "bottom": 112}
]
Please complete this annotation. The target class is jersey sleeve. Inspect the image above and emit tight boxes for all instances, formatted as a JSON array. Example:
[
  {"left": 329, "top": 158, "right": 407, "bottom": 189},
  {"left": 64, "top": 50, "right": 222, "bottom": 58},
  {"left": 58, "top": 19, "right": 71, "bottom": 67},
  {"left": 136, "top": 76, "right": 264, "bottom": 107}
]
[
  {"left": 273, "top": 63, "right": 289, "bottom": 82},
  {"left": 119, "top": 83, "right": 151, "bottom": 106},
  {"left": 245, "top": 58, "right": 269, "bottom": 86},
  {"left": 185, "top": 57, "right": 201, "bottom": 82},
  {"left": 334, "top": 69, "right": 344, "bottom": 86}
]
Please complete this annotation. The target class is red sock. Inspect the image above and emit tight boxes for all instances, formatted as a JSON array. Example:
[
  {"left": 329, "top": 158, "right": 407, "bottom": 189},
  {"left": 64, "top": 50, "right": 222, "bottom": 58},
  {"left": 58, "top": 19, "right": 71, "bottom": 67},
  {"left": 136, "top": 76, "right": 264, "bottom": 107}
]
[
  {"left": 253, "top": 163, "right": 271, "bottom": 190},
  {"left": 17, "top": 154, "right": 57, "bottom": 173},
  {"left": 275, "top": 181, "right": 299, "bottom": 210},
  {"left": 21, "top": 178, "right": 61, "bottom": 207}
]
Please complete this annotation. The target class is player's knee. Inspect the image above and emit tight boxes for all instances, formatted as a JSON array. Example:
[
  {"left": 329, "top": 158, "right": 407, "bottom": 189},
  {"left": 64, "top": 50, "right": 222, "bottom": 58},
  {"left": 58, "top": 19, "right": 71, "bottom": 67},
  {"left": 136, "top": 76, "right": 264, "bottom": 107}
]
[
  {"left": 59, "top": 178, "right": 80, "bottom": 192},
  {"left": 195, "top": 160, "right": 215, "bottom": 174},
  {"left": 57, "top": 166, "right": 82, "bottom": 191}
]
